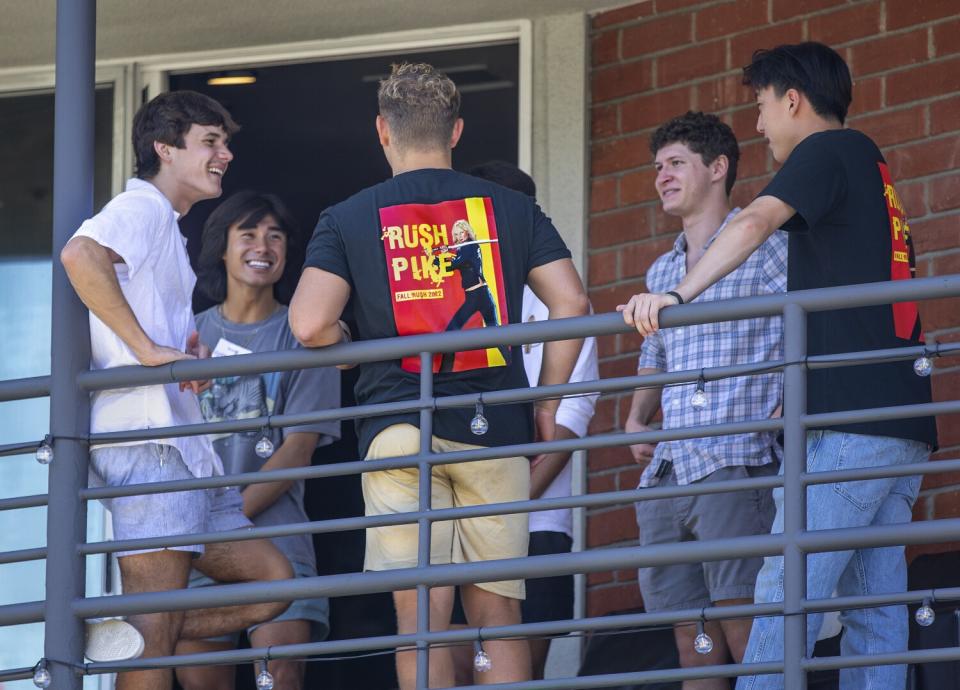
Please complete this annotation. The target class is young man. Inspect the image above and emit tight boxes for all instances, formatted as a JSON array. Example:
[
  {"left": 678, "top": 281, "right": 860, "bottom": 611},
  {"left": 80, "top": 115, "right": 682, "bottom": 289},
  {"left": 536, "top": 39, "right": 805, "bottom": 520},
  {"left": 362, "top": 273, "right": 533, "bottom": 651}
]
[
  {"left": 622, "top": 112, "right": 786, "bottom": 689},
  {"left": 61, "top": 92, "right": 293, "bottom": 690},
  {"left": 174, "top": 191, "right": 340, "bottom": 690},
  {"left": 289, "top": 63, "right": 590, "bottom": 689},
  {"left": 620, "top": 43, "right": 937, "bottom": 689}
]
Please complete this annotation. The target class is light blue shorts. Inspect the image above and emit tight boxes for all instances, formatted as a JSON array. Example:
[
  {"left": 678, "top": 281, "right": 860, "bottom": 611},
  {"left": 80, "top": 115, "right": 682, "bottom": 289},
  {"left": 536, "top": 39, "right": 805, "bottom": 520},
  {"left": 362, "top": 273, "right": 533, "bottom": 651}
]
[
  {"left": 89, "top": 443, "right": 251, "bottom": 558},
  {"left": 189, "top": 560, "right": 330, "bottom": 643}
]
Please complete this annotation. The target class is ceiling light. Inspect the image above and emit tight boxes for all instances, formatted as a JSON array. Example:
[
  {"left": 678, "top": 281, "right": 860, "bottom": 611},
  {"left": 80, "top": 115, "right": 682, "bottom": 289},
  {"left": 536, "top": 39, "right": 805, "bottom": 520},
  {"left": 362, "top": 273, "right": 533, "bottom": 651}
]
[{"left": 207, "top": 71, "right": 257, "bottom": 86}]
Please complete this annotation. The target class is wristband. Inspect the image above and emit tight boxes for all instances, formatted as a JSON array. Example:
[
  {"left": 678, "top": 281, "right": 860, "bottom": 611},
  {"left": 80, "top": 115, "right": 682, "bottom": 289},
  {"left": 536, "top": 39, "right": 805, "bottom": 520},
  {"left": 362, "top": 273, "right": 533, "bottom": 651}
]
[{"left": 665, "top": 290, "right": 684, "bottom": 305}]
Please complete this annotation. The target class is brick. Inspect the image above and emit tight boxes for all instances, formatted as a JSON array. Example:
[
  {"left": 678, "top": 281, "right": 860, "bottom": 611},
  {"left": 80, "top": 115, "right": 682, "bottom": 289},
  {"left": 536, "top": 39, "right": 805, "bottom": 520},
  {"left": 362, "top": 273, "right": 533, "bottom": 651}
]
[
  {"left": 887, "top": 57, "right": 960, "bottom": 106},
  {"left": 850, "top": 105, "right": 926, "bottom": 148},
  {"left": 907, "top": 541, "right": 960, "bottom": 563},
  {"left": 930, "top": 96, "right": 960, "bottom": 136},
  {"left": 622, "top": 14, "right": 693, "bottom": 58},
  {"left": 592, "top": 104, "right": 619, "bottom": 140},
  {"left": 927, "top": 330, "right": 960, "bottom": 372},
  {"left": 621, "top": 87, "right": 693, "bottom": 134},
  {"left": 588, "top": 473, "right": 617, "bottom": 494},
  {"left": 847, "top": 76, "right": 884, "bottom": 119},
  {"left": 886, "top": 0, "right": 959, "bottom": 31},
  {"left": 932, "top": 250, "right": 960, "bottom": 276},
  {"left": 930, "top": 374, "right": 960, "bottom": 449},
  {"left": 929, "top": 173, "right": 960, "bottom": 213},
  {"left": 807, "top": 2, "right": 882, "bottom": 45},
  {"left": 592, "top": 134, "right": 650, "bottom": 176},
  {"left": 587, "top": 506, "right": 639, "bottom": 547},
  {"left": 593, "top": 30, "right": 620, "bottom": 66},
  {"left": 591, "top": 280, "right": 646, "bottom": 315},
  {"left": 588, "top": 397, "right": 618, "bottom": 435},
  {"left": 593, "top": 61, "right": 655, "bottom": 104},
  {"left": 919, "top": 294, "right": 960, "bottom": 333},
  {"left": 587, "top": 582, "right": 644, "bottom": 617},
  {"left": 621, "top": 237, "right": 678, "bottom": 280},
  {"left": 617, "top": 466, "right": 643, "bottom": 490},
  {"left": 592, "top": 1, "right": 655, "bottom": 30},
  {"left": 620, "top": 167, "right": 660, "bottom": 205},
  {"left": 731, "top": 105, "right": 761, "bottom": 140},
  {"left": 620, "top": 328, "right": 647, "bottom": 356},
  {"left": 656, "top": 0, "right": 709, "bottom": 11},
  {"left": 616, "top": 568, "right": 639, "bottom": 582},
  {"left": 697, "top": 73, "right": 755, "bottom": 111},
  {"left": 730, "top": 22, "right": 805, "bottom": 68},
  {"left": 658, "top": 40, "right": 727, "bottom": 86},
  {"left": 896, "top": 180, "right": 927, "bottom": 219},
  {"left": 591, "top": 177, "right": 619, "bottom": 213},
  {"left": 590, "top": 206, "right": 650, "bottom": 247},
  {"left": 651, "top": 206, "right": 685, "bottom": 235},
  {"left": 731, "top": 177, "right": 771, "bottom": 208},
  {"left": 933, "top": 18, "right": 960, "bottom": 58},
  {"left": 588, "top": 247, "right": 618, "bottom": 286},
  {"left": 932, "top": 489, "right": 960, "bottom": 520},
  {"left": 921, "top": 470, "right": 960, "bottom": 491},
  {"left": 771, "top": 0, "right": 838, "bottom": 21},
  {"left": 588, "top": 444, "right": 634, "bottom": 471},
  {"left": 587, "top": 570, "right": 615, "bottom": 586},
  {"left": 885, "top": 138, "right": 960, "bottom": 180},
  {"left": 738, "top": 139, "right": 769, "bottom": 179},
  {"left": 598, "top": 332, "right": 620, "bottom": 358},
  {"left": 850, "top": 30, "right": 928, "bottom": 77},
  {"left": 602, "top": 356, "right": 647, "bottom": 380},
  {"left": 695, "top": 0, "right": 768, "bottom": 41}
]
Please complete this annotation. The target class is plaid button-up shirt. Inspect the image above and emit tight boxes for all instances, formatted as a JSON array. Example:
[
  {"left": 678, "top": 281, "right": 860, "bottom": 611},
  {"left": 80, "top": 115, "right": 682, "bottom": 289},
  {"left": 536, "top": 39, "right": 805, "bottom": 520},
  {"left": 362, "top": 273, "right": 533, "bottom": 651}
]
[{"left": 638, "top": 210, "right": 788, "bottom": 487}]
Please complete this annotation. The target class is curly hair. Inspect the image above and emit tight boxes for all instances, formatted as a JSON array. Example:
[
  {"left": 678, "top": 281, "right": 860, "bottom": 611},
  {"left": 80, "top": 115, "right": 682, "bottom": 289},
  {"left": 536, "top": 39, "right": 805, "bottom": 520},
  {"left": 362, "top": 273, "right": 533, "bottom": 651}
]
[
  {"left": 195, "top": 191, "right": 301, "bottom": 305},
  {"left": 649, "top": 111, "right": 740, "bottom": 196},
  {"left": 377, "top": 62, "right": 460, "bottom": 151}
]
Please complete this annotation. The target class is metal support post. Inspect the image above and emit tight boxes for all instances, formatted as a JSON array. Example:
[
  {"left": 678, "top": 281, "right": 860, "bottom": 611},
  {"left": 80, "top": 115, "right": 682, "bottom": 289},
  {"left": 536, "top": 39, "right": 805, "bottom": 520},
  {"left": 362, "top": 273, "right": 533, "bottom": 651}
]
[
  {"left": 415, "top": 352, "right": 434, "bottom": 690},
  {"left": 45, "top": 0, "right": 96, "bottom": 687},
  {"left": 782, "top": 303, "right": 808, "bottom": 689}
]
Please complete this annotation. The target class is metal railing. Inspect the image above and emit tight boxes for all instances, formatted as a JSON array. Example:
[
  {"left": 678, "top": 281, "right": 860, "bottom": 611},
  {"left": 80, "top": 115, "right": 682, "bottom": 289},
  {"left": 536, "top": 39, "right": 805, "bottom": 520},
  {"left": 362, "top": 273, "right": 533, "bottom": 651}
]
[{"left": 1, "top": 272, "right": 960, "bottom": 690}]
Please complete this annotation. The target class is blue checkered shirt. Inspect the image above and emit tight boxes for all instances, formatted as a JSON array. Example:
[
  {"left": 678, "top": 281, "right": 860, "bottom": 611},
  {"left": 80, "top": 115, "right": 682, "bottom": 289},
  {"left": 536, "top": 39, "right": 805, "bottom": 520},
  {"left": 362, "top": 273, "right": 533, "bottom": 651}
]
[{"left": 638, "top": 210, "right": 788, "bottom": 487}]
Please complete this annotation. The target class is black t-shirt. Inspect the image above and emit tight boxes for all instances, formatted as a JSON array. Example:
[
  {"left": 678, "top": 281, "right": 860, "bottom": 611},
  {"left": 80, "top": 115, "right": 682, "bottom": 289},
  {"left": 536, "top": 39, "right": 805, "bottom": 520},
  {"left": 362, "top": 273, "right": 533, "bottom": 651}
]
[
  {"left": 304, "top": 168, "right": 571, "bottom": 456},
  {"left": 760, "top": 128, "right": 937, "bottom": 446}
]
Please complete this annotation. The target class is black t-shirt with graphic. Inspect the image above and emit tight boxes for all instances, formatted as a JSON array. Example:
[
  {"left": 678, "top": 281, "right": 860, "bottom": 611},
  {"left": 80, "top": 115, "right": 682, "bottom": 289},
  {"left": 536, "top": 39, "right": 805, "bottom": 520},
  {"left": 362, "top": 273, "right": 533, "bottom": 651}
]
[
  {"left": 304, "top": 168, "right": 571, "bottom": 456},
  {"left": 760, "top": 128, "right": 937, "bottom": 446}
]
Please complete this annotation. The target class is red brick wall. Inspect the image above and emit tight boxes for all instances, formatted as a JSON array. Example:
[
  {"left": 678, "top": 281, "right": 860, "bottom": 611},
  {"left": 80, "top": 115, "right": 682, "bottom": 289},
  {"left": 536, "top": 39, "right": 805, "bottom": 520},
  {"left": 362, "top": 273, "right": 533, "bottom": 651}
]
[{"left": 586, "top": 0, "right": 960, "bottom": 616}]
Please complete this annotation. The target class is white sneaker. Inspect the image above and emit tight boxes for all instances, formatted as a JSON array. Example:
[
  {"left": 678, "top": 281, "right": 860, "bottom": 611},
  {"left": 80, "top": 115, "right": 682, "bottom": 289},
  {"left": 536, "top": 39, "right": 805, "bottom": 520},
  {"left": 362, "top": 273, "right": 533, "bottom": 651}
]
[{"left": 84, "top": 619, "right": 145, "bottom": 662}]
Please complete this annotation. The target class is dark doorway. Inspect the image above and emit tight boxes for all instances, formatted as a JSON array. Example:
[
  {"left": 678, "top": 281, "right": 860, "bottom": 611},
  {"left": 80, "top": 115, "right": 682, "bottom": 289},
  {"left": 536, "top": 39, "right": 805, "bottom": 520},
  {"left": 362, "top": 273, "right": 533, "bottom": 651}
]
[{"left": 169, "top": 41, "right": 520, "bottom": 690}]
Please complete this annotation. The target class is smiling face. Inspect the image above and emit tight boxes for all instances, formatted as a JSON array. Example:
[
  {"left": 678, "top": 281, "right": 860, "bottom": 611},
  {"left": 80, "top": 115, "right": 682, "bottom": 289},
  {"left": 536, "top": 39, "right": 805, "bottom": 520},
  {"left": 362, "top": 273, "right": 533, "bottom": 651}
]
[
  {"left": 755, "top": 86, "right": 799, "bottom": 163},
  {"left": 164, "top": 123, "right": 233, "bottom": 206},
  {"left": 653, "top": 141, "right": 717, "bottom": 217},
  {"left": 222, "top": 213, "right": 287, "bottom": 294}
]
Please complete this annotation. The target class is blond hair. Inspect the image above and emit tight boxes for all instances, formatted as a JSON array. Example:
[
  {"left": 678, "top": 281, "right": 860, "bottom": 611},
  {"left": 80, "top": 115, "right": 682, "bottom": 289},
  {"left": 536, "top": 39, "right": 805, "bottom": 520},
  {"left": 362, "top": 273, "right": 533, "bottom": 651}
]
[{"left": 378, "top": 62, "right": 460, "bottom": 151}]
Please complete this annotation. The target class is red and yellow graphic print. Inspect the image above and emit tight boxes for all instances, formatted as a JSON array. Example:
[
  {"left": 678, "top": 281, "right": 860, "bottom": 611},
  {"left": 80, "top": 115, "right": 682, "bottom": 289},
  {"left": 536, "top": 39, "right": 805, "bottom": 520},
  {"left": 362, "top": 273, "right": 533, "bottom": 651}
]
[
  {"left": 878, "top": 162, "right": 922, "bottom": 341},
  {"left": 379, "top": 197, "right": 510, "bottom": 373}
]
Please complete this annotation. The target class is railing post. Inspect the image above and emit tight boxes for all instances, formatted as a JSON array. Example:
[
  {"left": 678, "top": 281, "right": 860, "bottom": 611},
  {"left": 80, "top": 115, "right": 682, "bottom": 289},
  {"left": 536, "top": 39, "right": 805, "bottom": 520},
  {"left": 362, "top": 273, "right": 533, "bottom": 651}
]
[
  {"left": 45, "top": 0, "right": 95, "bottom": 687},
  {"left": 782, "top": 303, "right": 807, "bottom": 690},
  {"left": 415, "top": 352, "right": 434, "bottom": 690}
]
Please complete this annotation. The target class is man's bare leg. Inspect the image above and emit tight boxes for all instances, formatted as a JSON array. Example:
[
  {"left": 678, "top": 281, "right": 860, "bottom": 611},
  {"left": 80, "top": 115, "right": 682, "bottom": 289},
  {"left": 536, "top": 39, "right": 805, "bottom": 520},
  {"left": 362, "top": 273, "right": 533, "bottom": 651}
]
[
  {"left": 716, "top": 597, "right": 753, "bottom": 663},
  {"left": 673, "top": 597, "right": 752, "bottom": 690},
  {"left": 174, "top": 639, "right": 235, "bottom": 690},
  {"left": 529, "top": 638, "right": 551, "bottom": 680},
  {"left": 248, "top": 619, "right": 311, "bottom": 690},
  {"left": 460, "top": 584, "right": 530, "bottom": 685},
  {"left": 179, "top": 537, "right": 293, "bottom": 639},
  {"left": 394, "top": 586, "right": 455, "bottom": 690}
]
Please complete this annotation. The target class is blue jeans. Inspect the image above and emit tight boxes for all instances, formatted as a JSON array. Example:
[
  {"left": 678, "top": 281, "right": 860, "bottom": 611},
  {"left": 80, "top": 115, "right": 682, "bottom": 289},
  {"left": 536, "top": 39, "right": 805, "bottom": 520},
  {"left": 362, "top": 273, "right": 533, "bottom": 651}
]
[{"left": 737, "top": 431, "right": 928, "bottom": 690}]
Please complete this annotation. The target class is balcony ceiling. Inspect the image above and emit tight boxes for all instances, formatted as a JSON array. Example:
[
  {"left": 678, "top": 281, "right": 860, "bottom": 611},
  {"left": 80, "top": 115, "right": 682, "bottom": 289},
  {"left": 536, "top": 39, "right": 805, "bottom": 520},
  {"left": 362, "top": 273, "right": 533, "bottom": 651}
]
[{"left": 3, "top": 0, "right": 630, "bottom": 70}]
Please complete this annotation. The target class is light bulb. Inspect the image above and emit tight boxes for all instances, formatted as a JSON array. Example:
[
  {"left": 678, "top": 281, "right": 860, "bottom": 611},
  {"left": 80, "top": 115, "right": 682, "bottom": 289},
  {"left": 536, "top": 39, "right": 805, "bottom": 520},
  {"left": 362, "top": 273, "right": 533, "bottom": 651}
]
[
  {"left": 470, "top": 401, "right": 489, "bottom": 436},
  {"left": 256, "top": 660, "right": 274, "bottom": 689},
  {"left": 913, "top": 355, "right": 933, "bottom": 377},
  {"left": 915, "top": 600, "right": 935, "bottom": 627},
  {"left": 255, "top": 431, "right": 274, "bottom": 459},
  {"left": 690, "top": 387, "right": 708, "bottom": 410},
  {"left": 35, "top": 437, "right": 53, "bottom": 465},
  {"left": 694, "top": 630, "right": 714, "bottom": 655},
  {"left": 473, "top": 646, "right": 492, "bottom": 673},
  {"left": 32, "top": 661, "right": 51, "bottom": 688}
]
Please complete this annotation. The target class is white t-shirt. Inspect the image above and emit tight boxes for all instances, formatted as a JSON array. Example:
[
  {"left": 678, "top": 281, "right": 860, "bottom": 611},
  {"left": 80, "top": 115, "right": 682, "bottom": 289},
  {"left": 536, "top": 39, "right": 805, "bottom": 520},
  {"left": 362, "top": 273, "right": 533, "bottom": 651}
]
[
  {"left": 72, "top": 178, "right": 222, "bottom": 479},
  {"left": 522, "top": 286, "right": 599, "bottom": 537}
]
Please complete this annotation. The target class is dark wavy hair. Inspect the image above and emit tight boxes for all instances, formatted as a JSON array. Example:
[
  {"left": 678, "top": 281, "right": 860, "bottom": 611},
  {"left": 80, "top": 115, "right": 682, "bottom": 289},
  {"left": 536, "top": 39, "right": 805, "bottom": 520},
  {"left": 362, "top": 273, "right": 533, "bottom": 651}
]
[
  {"left": 195, "top": 191, "right": 302, "bottom": 305},
  {"left": 742, "top": 42, "right": 852, "bottom": 125},
  {"left": 468, "top": 160, "right": 537, "bottom": 198},
  {"left": 649, "top": 111, "right": 740, "bottom": 196}
]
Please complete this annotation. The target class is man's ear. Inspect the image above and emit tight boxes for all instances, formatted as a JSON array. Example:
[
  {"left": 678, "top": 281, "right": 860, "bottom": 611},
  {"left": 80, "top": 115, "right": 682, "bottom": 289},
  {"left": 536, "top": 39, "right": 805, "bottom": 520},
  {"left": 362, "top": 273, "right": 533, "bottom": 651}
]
[
  {"left": 449, "top": 118, "right": 464, "bottom": 149},
  {"left": 711, "top": 154, "right": 729, "bottom": 184},
  {"left": 153, "top": 140, "right": 172, "bottom": 164},
  {"left": 785, "top": 88, "right": 802, "bottom": 116},
  {"left": 375, "top": 115, "right": 390, "bottom": 148}
]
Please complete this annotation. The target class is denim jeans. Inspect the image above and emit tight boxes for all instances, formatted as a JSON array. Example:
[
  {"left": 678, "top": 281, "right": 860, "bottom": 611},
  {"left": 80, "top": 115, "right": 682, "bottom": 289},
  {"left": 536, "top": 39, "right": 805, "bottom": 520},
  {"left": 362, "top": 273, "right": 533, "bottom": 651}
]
[{"left": 737, "top": 430, "right": 928, "bottom": 690}]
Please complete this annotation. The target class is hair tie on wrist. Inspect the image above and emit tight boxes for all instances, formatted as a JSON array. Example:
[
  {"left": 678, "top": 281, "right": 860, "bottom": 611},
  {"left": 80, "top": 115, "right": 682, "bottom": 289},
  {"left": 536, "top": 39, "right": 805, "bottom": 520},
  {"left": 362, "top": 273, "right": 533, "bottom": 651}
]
[{"left": 666, "top": 290, "right": 684, "bottom": 305}]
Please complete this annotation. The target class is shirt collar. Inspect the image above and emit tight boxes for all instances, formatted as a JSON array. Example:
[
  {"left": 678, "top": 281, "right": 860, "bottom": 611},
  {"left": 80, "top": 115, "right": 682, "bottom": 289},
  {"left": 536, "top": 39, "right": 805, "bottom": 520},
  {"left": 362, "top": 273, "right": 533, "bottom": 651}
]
[
  {"left": 672, "top": 207, "right": 741, "bottom": 256},
  {"left": 124, "top": 177, "right": 181, "bottom": 220}
]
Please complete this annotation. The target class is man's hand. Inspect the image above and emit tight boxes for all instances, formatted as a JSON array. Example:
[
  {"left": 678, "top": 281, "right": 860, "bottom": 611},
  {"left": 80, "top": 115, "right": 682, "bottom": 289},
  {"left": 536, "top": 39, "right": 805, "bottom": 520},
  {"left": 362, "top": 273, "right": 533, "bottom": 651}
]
[
  {"left": 179, "top": 331, "right": 211, "bottom": 394},
  {"left": 617, "top": 292, "right": 680, "bottom": 336},
  {"left": 624, "top": 417, "right": 656, "bottom": 464},
  {"left": 534, "top": 404, "right": 557, "bottom": 445}
]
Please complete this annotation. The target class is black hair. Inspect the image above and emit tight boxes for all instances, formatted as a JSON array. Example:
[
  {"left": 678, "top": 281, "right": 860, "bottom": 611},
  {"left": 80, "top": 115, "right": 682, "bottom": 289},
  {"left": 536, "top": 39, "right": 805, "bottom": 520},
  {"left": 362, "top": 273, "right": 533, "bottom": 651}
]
[
  {"left": 649, "top": 111, "right": 740, "bottom": 196},
  {"left": 195, "top": 191, "right": 301, "bottom": 305},
  {"left": 132, "top": 90, "right": 240, "bottom": 179},
  {"left": 742, "top": 41, "right": 852, "bottom": 125},
  {"left": 467, "top": 160, "right": 537, "bottom": 197}
]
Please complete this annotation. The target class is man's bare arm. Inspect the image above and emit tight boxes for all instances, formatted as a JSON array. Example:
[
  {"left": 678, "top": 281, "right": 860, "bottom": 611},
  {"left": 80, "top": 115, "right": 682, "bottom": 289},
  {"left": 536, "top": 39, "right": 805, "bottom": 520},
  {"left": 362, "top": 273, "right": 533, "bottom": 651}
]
[
  {"left": 619, "top": 195, "right": 795, "bottom": 335},
  {"left": 288, "top": 267, "right": 351, "bottom": 348},
  {"left": 623, "top": 369, "right": 663, "bottom": 464},
  {"left": 60, "top": 236, "right": 191, "bottom": 366},
  {"left": 241, "top": 432, "right": 318, "bottom": 519},
  {"left": 529, "top": 424, "right": 579, "bottom": 499}
]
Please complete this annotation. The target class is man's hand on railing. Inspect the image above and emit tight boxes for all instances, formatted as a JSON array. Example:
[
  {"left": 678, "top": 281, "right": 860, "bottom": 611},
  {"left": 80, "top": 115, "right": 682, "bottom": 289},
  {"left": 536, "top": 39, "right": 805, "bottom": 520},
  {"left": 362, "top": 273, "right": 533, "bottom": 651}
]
[
  {"left": 617, "top": 292, "right": 681, "bottom": 336},
  {"left": 624, "top": 417, "right": 656, "bottom": 465}
]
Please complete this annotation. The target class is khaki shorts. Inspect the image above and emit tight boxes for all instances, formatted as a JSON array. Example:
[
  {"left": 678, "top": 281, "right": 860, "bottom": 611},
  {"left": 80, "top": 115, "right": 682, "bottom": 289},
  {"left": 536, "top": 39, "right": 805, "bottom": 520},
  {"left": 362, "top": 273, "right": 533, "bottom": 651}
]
[{"left": 362, "top": 423, "right": 529, "bottom": 600}]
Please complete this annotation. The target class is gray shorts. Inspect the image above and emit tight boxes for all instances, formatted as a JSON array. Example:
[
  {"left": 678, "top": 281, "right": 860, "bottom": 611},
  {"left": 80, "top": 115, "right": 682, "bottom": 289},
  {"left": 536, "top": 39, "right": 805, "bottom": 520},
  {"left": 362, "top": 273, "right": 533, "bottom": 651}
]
[
  {"left": 89, "top": 443, "right": 251, "bottom": 558},
  {"left": 635, "top": 463, "right": 776, "bottom": 612}
]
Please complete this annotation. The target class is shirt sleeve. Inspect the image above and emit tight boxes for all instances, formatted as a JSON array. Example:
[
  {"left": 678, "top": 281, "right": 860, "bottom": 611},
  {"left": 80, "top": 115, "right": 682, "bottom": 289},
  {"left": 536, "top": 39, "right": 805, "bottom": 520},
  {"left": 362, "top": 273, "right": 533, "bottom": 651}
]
[
  {"left": 303, "top": 209, "right": 352, "bottom": 285},
  {"left": 528, "top": 203, "right": 572, "bottom": 270},
  {"left": 759, "top": 135, "right": 846, "bottom": 232},
  {"left": 759, "top": 230, "right": 789, "bottom": 294},
  {"left": 555, "top": 333, "right": 599, "bottom": 438},
  {"left": 637, "top": 329, "right": 666, "bottom": 371},
  {"left": 279, "top": 344, "right": 342, "bottom": 443},
  {"left": 72, "top": 191, "right": 163, "bottom": 280}
]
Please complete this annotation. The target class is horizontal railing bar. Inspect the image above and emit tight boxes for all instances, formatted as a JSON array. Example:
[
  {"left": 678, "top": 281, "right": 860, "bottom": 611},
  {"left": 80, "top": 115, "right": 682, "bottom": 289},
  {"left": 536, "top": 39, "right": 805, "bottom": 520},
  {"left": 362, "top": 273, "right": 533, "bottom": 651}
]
[
  {"left": 0, "top": 546, "right": 46, "bottom": 565},
  {"left": 802, "top": 645, "right": 960, "bottom": 672},
  {"left": 0, "top": 493, "right": 48, "bottom": 512},
  {"left": 803, "top": 399, "right": 960, "bottom": 427},
  {"left": 0, "top": 600, "right": 44, "bottom": 627},
  {"left": 804, "top": 456, "right": 960, "bottom": 486},
  {"left": 804, "top": 586, "right": 960, "bottom": 614},
  {"left": 0, "top": 374, "right": 49, "bottom": 403},
  {"left": 0, "top": 667, "right": 35, "bottom": 683},
  {"left": 0, "top": 441, "right": 42, "bottom": 458},
  {"left": 74, "top": 275, "right": 960, "bottom": 392}
]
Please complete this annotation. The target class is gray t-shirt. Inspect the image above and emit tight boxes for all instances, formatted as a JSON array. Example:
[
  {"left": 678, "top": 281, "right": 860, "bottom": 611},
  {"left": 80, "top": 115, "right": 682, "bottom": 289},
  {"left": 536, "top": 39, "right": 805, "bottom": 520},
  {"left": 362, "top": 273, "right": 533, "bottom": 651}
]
[{"left": 196, "top": 305, "right": 340, "bottom": 568}]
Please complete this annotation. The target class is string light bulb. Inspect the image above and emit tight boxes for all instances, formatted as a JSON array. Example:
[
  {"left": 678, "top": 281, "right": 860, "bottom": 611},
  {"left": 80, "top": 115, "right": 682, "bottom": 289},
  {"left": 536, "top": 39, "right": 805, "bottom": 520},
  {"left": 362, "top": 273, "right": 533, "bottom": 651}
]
[
  {"left": 915, "top": 598, "right": 936, "bottom": 627},
  {"left": 694, "top": 619, "right": 714, "bottom": 655},
  {"left": 690, "top": 374, "right": 708, "bottom": 410},
  {"left": 255, "top": 658, "right": 274, "bottom": 689},
  {"left": 35, "top": 435, "right": 53, "bottom": 465},
  {"left": 473, "top": 640, "right": 492, "bottom": 673},
  {"left": 913, "top": 353, "right": 933, "bottom": 377},
  {"left": 255, "top": 427, "right": 275, "bottom": 459},
  {"left": 470, "top": 399, "right": 489, "bottom": 436},
  {"left": 32, "top": 659, "right": 51, "bottom": 688}
]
